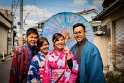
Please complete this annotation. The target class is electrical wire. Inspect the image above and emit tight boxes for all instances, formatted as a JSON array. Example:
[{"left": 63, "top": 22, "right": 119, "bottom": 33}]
[{"left": 33, "top": 0, "right": 41, "bottom": 21}]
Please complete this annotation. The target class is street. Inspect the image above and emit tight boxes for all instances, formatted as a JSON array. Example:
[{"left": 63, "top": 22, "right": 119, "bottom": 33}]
[
  {"left": 0, "top": 0, "right": 124, "bottom": 83},
  {"left": 0, "top": 58, "right": 12, "bottom": 83}
]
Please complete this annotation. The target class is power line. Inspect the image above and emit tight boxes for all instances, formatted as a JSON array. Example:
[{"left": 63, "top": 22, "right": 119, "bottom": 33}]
[
  {"left": 12, "top": 0, "right": 19, "bottom": 15},
  {"left": 14, "top": 0, "right": 20, "bottom": 14},
  {"left": 33, "top": 0, "right": 40, "bottom": 21}
]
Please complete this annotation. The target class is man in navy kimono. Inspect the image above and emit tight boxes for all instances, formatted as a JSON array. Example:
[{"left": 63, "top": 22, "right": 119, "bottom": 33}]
[{"left": 71, "top": 23, "right": 106, "bottom": 83}]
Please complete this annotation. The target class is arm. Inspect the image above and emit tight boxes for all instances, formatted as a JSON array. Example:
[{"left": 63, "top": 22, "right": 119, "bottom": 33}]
[
  {"left": 67, "top": 59, "right": 73, "bottom": 70},
  {"left": 42, "top": 55, "right": 51, "bottom": 83},
  {"left": 27, "top": 57, "right": 41, "bottom": 83},
  {"left": 65, "top": 46, "right": 79, "bottom": 79},
  {"left": 88, "top": 47, "right": 106, "bottom": 83},
  {"left": 9, "top": 46, "right": 30, "bottom": 83},
  {"left": 69, "top": 52, "right": 79, "bottom": 82},
  {"left": 9, "top": 48, "right": 21, "bottom": 83}
]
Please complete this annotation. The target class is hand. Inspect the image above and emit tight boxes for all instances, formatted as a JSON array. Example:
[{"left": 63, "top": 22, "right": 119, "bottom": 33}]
[
  {"left": 31, "top": 78, "right": 37, "bottom": 83},
  {"left": 64, "top": 46, "right": 71, "bottom": 60}
]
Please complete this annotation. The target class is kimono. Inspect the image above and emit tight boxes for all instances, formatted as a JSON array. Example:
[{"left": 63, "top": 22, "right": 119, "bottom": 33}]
[
  {"left": 71, "top": 39, "right": 106, "bottom": 83},
  {"left": 43, "top": 49, "right": 79, "bottom": 83},
  {"left": 27, "top": 52, "right": 45, "bottom": 83},
  {"left": 9, "top": 42, "right": 37, "bottom": 83}
]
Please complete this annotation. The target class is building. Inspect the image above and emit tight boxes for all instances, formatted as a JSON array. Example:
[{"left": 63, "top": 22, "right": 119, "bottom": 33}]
[
  {"left": 76, "top": 9, "right": 101, "bottom": 28},
  {"left": 37, "top": 20, "right": 46, "bottom": 37},
  {"left": 94, "top": 0, "right": 124, "bottom": 71},
  {"left": 0, "top": 9, "right": 13, "bottom": 57}
]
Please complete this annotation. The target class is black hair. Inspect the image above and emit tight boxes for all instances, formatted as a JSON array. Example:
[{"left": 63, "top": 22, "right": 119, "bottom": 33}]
[
  {"left": 73, "top": 23, "right": 86, "bottom": 31},
  {"left": 37, "top": 37, "right": 49, "bottom": 51},
  {"left": 52, "top": 33, "right": 64, "bottom": 43},
  {"left": 26, "top": 28, "right": 39, "bottom": 37}
]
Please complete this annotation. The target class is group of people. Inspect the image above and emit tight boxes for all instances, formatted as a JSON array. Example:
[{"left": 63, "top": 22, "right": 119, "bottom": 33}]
[{"left": 9, "top": 23, "right": 106, "bottom": 83}]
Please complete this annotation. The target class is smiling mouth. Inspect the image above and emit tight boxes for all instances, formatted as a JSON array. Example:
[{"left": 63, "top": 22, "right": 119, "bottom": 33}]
[
  {"left": 44, "top": 48, "right": 48, "bottom": 50},
  {"left": 77, "top": 37, "right": 81, "bottom": 39},
  {"left": 30, "top": 41, "right": 35, "bottom": 43},
  {"left": 58, "top": 46, "right": 63, "bottom": 47}
]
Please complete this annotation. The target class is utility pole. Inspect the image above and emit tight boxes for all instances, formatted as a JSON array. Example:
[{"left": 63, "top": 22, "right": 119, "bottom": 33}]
[
  {"left": 20, "top": 0, "right": 23, "bottom": 35},
  {"left": 20, "top": 0, "right": 23, "bottom": 29},
  {"left": 19, "top": 0, "right": 23, "bottom": 45},
  {"left": 11, "top": 0, "right": 17, "bottom": 56}
]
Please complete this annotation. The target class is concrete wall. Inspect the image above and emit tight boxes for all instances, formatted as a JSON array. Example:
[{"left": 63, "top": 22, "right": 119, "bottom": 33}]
[
  {"left": 93, "top": 30, "right": 110, "bottom": 67},
  {"left": 0, "top": 13, "right": 12, "bottom": 56},
  {"left": 0, "top": 25, "right": 8, "bottom": 56},
  {"left": 97, "top": 4, "right": 124, "bottom": 70}
]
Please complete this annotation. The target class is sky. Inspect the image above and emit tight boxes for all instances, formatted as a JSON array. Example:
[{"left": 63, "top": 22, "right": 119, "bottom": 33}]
[{"left": 0, "top": 0, "right": 103, "bottom": 29}]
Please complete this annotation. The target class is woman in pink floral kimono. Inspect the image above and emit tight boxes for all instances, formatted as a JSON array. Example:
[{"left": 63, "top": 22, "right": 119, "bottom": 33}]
[{"left": 43, "top": 33, "right": 79, "bottom": 83}]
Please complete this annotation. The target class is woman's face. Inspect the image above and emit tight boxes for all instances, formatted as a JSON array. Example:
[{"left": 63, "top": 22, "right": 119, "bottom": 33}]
[
  {"left": 53, "top": 37, "right": 65, "bottom": 51},
  {"left": 39, "top": 41, "right": 49, "bottom": 55}
]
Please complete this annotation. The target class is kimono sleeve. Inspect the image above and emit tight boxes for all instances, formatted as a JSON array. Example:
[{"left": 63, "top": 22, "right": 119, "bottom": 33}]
[
  {"left": 88, "top": 47, "right": 106, "bottom": 83},
  {"left": 27, "top": 57, "right": 41, "bottom": 83},
  {"left": 9, "top": 47, "right": 22, "bottom": 83},
  {"left": 42, "top": 55, "right": 51, "bottom": 83},
  {"left": 69, "top": 52, "right": 79, "bottom": 81}
]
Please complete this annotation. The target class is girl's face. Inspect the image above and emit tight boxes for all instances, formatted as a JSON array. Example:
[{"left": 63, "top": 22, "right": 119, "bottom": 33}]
[
  {"left": 53, "top": 37, "right": 65, "bottom": 51},
  {"left": 39, "top": 41, "right": 49, "bottom": 55}
]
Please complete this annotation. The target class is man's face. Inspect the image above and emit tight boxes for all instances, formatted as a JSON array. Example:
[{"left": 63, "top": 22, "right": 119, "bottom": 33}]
[
  {"left": 73, "top": 26, "right": 86, "bottom": 43},
  {"left": 26, "top": 33, "right": 38, "bottom": 48}
]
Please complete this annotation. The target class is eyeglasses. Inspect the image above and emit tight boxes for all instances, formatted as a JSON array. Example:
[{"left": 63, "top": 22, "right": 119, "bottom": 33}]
[{"left": 73, "top": 31, "right": 84, "bottom": 35}]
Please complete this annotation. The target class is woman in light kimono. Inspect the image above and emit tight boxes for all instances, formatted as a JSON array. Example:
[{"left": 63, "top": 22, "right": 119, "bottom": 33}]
[
  {"left": 43, "top": 33, "right": 79, "bottom": 83},
  {"left": 27, "top": 37, "right": 49, "bottom": 83}
]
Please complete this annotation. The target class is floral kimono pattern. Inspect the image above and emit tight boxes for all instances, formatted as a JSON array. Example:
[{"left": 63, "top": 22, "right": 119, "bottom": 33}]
[
  {"left": 43, "top": 49, "right": 79, "bottom": 83},
  {"left": 27, "top": 52, "right": 45, "bottom": 83}
]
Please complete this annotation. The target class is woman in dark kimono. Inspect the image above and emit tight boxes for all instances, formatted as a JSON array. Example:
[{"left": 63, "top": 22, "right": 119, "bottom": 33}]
[{"left": 27, "top": 37, "right": 49, "bottom": 83}]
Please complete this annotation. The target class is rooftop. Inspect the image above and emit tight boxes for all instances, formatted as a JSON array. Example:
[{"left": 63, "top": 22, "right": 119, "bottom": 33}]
[{"left": 75, "top": 9, "right": 98, "bottom": 14}]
